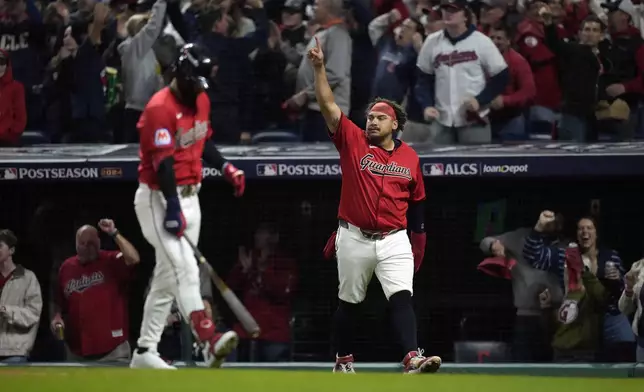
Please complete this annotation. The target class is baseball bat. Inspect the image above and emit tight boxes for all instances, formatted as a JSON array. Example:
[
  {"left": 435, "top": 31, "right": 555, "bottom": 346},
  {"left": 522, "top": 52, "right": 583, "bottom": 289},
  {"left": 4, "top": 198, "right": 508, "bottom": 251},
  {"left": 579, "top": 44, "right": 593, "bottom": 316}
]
[{"left": 183, "top": 237, "right": 261, "bottom": 338}]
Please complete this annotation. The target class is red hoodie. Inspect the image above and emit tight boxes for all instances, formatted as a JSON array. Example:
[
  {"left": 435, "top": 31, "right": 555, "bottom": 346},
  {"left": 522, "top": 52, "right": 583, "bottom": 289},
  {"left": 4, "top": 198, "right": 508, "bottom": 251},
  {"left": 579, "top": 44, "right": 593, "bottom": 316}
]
[
  {"left": 0, "top": 49, "right": 26, "bottom": 145},
  {"left": 515, "top": 19, "right": 565, "bottom": 110}
]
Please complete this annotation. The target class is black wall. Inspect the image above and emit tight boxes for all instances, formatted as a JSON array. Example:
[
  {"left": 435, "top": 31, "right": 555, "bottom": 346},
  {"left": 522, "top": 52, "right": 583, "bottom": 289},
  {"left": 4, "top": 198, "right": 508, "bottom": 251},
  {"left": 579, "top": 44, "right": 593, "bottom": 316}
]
[{"left": 2, "top": 176, "right": 642, "bottom": 362}]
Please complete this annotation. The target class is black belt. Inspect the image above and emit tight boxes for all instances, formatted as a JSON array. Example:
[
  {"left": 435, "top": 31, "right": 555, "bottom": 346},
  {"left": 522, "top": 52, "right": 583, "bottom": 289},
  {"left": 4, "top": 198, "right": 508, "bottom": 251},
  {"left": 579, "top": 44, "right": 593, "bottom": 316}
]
[
  {"left": 339, "top": 220, "right": 403, "bottom": 241},
  {"left": 179, "top": 185, "right": 198, "bottom": 198}
]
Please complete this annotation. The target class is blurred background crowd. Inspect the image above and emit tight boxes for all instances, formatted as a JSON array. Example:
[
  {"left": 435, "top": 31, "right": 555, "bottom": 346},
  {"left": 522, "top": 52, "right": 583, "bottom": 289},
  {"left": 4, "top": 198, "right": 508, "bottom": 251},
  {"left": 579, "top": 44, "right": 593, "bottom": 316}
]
[{"left": 1, "top": 0, "right": 644, "bottom": 145}]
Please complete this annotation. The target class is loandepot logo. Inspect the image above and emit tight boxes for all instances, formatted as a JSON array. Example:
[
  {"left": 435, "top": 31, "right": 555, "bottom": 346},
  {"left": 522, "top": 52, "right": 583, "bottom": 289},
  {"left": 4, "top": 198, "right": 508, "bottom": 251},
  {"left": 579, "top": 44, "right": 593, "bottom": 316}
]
[{"left": 482, "top": 164, "right": 529, "bottom": 174}]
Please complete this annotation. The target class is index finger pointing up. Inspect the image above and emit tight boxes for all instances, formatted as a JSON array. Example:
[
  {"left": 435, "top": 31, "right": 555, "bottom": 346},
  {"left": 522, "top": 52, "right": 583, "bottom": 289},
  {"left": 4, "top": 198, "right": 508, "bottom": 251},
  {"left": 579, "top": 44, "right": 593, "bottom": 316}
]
[{"left": 314, "top": 36, "right": 321, "bottom": 49}]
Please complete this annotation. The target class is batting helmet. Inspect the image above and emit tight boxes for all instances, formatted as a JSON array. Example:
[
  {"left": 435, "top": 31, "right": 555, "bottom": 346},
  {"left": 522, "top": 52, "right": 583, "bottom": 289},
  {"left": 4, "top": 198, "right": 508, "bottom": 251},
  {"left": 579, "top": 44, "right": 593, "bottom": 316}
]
[{"left": 174, "top": 43, "right": 215, "bottom": 90}]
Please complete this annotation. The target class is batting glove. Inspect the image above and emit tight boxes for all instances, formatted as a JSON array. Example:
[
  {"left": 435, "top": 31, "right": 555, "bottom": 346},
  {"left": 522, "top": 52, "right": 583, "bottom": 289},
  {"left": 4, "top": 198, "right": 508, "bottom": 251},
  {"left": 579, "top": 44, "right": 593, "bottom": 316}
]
[
  {"left": 410, "top": 232, "right": 426, "bottom": 273},
  {"left": 164, "top": 195, "right": 186, "bottom": 237},
  {"left": 323, "top": 231, "right": 337, "bottom": 260},
  {"left": 223, "top": 162, "right": 245, "bottom": 197}
]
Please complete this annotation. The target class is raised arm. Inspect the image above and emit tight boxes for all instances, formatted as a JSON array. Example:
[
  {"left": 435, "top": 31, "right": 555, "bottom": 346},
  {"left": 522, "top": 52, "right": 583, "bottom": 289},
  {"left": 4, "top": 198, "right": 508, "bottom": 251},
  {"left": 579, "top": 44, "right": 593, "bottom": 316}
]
[
  {"left": 523, "top": 211, "right": 566, "bottom": 276},
  {"left": 308, "top": 36, "right": 343, "bottom": 134}
]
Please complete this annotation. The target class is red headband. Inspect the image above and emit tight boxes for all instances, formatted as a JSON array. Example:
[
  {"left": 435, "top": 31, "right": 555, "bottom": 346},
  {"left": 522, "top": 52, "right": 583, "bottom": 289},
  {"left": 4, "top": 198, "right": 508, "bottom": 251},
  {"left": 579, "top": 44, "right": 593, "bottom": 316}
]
[{"left": 370, "top": 102, "right": 397, "bottom": 120}]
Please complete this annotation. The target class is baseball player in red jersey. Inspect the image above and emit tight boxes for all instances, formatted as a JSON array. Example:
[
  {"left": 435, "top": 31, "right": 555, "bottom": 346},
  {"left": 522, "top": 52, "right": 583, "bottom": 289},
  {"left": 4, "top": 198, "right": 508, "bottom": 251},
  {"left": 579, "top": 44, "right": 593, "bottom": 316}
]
[
  {"left": 130, "top": 43, "right": 246, "bottom": 370},
  {"left": 309, "top": 37, "right": 441, "bottom": 374}
]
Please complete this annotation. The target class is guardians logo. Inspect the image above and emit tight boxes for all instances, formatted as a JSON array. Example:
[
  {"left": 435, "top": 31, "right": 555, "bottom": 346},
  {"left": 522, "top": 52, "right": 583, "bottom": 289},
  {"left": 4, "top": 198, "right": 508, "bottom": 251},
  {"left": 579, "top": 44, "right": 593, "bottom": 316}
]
[{"left": 360, "top": 154, "right": 412, "bottom": 180}]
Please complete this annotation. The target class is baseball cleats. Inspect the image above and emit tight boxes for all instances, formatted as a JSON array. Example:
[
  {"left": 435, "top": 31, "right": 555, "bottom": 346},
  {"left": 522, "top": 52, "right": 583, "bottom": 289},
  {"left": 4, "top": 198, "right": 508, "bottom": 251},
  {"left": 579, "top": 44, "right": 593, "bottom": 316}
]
[
  {"left": 201, "top": 330, "right": 239, "bottom": 368},
  {"left": 130, "top": 350, "right": 177, "bottom": 370},
  {"left": 402, "top": 349, "right": 441, "bottom": 374},
  {"left": 333, "top": 354, "right": 356, "bottom": 373}
]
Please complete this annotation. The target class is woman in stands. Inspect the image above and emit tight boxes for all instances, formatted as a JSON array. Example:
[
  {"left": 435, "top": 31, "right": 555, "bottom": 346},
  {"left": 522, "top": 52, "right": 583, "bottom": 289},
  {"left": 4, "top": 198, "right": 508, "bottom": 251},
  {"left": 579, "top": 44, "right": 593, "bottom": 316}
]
[{"left": 618, "top": 259, "right": 644, "bottom": 362}]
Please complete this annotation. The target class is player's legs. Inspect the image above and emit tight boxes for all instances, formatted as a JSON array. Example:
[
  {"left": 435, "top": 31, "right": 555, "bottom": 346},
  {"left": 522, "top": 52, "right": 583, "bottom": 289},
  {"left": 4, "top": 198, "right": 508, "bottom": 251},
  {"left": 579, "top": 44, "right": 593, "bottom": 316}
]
[
  {"left": 374, "top": 231, "right": 441, "bottom": 374},
  {"left": 332, "top": 222, "right": 378, "bottom": 372},
  {"left": 133, "top": 185, "right": 237, "bottom": 368},
  {"left": 132, "top": 185, "right": 179, "bottom": 369},
  {"left": 136, "top": 248, "right": 176, "bottom": 352}
]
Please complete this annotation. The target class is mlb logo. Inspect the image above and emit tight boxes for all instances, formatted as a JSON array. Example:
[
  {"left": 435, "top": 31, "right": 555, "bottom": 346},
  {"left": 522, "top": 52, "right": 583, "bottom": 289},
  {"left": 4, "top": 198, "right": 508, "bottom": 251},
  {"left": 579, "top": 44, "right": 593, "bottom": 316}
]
[
  {"left": 0, "top": 168, "right": 18, "bottom": 180},
  {"left": 423, "top": 163, "right": 444, "bottom": 176},
  {"left": 257, "top": 164, "right": 278, "bottom": 176}
]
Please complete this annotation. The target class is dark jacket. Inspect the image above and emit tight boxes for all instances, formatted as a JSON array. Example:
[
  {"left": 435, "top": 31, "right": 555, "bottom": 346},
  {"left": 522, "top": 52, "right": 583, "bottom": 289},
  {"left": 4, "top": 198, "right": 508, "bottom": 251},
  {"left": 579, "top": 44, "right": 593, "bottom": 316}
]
[
  {"left": 598, "top": 27, "right": 644, "bottom": 108},
  {"left": 544, "top": 22, "right": 604, "bottom": 117}
]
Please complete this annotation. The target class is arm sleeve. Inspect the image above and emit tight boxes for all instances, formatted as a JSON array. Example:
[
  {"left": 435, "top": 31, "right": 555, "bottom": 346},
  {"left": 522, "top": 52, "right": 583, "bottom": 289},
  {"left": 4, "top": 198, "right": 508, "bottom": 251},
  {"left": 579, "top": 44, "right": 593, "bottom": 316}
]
[
  {"left": 119, "top": 0, "right": 167, "bottom": 60},
  {"left": 166, "top": 1, "right": 192, "bottom": 42},
  {"left": 407, "top": 201, "right": 425, "bottom": 233},
  {"left": 5, "top": 272, "right": 42, "bottom": 328},
  {"left": 501, "top": 54, "right": 536, "bottom": 108},
  {"left": 480, "top": 236, "right": 496, "bottom": 255},
  {"left": 523, "top": 230, "right": 565, "bottom": 276},
  {"left": 202, "top": 140, "right": 228, "bottom": 170},
  {"left": 415, "top": 71, "right": 436, "bottom": 109},
  {"left": 304, "top": 30, "right": 352, "bottom": 101},
  {"left": 410, "top": 160, "right": 426, "bottom": 203},
  {"left": 368, "top": 13, "right": 391, "bottom": 46},
  {"left": 109, "top": 251, "right": 133, "bottom": 282},
  {"left": 622, "top": 44, "right": 644, "bottom": 94},
  {"left": 329, "top": 114, "right": 364, "bottom": 152},
  {"left": 415, "top": 35, "right": 436, "bottom": 109},
  {"left": 617, "top": 288, "right": 637, "bottom": 315},
  {"left": 238, "top": 9, "right": 269, "bottom": 53},
  {"left": 10, "top": 82, "right": 27, "bottom": 137},
  {"left": 140, "top": 105, "right": 177, "bottom": 172},
  {"left": 476, "top": 36, "right": 509, "bottom": 106}
]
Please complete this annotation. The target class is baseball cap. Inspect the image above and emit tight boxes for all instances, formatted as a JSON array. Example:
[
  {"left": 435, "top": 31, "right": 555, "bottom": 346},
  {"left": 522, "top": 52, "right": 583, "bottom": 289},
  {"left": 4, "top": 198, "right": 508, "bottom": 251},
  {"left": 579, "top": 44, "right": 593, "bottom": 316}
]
[
  {"left": 440, "top": 0, "right": 469, "bottom": 11},
  {"left": 283, "top": 0, "right": 304, "bottom": 12}
]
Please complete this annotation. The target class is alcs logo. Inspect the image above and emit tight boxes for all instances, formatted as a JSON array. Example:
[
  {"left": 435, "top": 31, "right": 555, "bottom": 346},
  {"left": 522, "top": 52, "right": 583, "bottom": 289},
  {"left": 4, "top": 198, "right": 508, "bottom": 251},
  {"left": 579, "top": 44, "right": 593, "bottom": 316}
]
[{"left": 423, "top": 163, "right": 478, "bottom": 176}]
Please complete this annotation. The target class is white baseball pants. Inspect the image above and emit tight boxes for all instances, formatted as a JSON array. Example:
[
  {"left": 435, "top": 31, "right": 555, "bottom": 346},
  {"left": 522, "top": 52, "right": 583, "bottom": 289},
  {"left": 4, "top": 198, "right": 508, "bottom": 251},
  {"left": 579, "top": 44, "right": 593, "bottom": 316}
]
[
  {"left": 335, "top": 221, "right": 414, "bottom": 304},
  {"left": 134, "top": 183, "right": 205, "bottom": 352}
]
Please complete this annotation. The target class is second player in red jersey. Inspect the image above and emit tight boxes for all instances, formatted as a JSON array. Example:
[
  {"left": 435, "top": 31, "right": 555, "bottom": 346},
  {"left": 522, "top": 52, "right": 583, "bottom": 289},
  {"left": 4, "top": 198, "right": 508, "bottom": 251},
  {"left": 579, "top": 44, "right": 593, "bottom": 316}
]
[
  {"left": 308, "top": 37, "right": 441, "bottom": 374},
  {"left": 131, "top": 43, "right": 245, "bottom": 369}
]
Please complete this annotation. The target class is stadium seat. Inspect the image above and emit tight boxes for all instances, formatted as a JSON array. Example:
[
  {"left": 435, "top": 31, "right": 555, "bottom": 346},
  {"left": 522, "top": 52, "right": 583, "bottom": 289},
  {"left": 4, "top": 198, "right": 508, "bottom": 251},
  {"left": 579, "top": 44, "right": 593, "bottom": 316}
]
[
  {"left": 251, "top": 131, "right": 300, "bottom": 144},
  {"left": 20, "top": 130, "right": 50, "bottom": 146},
  {"left": 453, "top": 341, "right": 510, "bottom": 363}
]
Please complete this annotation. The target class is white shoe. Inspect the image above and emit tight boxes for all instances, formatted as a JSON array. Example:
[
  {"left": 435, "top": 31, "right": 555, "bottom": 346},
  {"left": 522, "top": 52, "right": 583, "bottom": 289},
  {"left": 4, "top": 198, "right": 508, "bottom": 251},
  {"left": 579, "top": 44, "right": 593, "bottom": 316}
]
[
  {"left": 130, "top": 350, "right": 177, "bottom": 370},
  {"left": 202, "top": 330, "right": 239, "bottom": 368},
  {"left": 333, "top": 354, "right": 356, "bottom": 374},
  {"left": 403, "top": 349, "right": 441, "bottom": 374}
]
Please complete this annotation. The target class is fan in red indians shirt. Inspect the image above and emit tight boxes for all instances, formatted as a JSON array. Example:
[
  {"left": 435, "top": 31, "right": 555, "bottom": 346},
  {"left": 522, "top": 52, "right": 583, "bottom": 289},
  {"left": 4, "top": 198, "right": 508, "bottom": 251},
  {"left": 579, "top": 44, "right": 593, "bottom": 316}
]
[
  {"left": 307, "top": 36, "right": 441, "bottom": 374},
  {"left": 51, "top": 219, "right": 140, "bottom": 362}
]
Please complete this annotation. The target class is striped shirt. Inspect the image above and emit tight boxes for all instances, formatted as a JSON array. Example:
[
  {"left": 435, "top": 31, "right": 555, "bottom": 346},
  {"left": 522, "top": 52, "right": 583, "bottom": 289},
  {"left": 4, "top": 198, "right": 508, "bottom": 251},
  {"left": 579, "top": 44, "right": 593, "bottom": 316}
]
[{"left": 523, "top": 230, "right": 625, "bottom": 313}]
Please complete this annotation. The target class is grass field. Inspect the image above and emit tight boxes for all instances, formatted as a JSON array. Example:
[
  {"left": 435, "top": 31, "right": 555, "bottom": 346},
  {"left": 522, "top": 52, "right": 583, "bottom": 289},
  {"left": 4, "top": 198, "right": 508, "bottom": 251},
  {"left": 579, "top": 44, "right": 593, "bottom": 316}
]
[{"left": 1, "top": 368, "right": 642, "bottom": 392}]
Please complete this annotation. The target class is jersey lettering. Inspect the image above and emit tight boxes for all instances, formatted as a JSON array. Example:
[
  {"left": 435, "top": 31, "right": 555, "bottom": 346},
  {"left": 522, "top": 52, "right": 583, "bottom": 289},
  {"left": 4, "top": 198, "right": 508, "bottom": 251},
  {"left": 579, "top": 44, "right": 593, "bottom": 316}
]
[
  {"left": 359, "top": 153, "right": 412, "bottom": 180},
  {"left": 0, "top": 33, "right": 29, "bottom": 52},
  {"left": 177, "top": 120, "right": 208, "bottom": 148},
  {"left": 433, "top": 50, "right": 479, "bottom": 68},
  {"left": 64, "top": 271, "right": 105, "bottom": 296}
]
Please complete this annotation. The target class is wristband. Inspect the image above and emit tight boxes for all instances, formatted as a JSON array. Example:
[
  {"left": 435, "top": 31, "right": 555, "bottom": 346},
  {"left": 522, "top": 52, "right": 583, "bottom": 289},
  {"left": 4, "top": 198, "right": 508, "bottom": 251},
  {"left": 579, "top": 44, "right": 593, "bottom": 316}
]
[{"left": 109, "top": 229, "right": 120, "bottom": 239}]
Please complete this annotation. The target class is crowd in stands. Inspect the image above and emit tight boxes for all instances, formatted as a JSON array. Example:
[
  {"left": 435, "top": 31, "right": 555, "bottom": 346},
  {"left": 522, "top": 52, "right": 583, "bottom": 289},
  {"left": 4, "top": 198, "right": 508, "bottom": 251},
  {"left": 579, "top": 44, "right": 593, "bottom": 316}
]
[{"left": 0, "top": 0, "right": 643, "bottom": 145}]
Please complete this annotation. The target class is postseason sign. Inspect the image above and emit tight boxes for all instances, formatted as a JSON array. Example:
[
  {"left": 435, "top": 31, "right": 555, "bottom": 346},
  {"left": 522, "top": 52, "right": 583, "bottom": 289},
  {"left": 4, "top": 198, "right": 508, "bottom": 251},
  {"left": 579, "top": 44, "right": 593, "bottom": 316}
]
[{"left": 0, "top": 142, "right": 644, "bottom": 181}]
